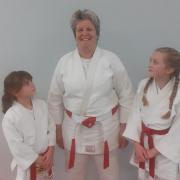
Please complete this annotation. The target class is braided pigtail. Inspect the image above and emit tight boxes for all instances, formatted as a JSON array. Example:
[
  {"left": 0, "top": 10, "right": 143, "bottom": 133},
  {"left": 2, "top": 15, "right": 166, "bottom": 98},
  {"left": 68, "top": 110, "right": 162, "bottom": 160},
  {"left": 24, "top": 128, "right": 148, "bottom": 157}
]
[
  {"left": 161, "top": 75, "right": 179, "bottom": 119},
  {"left": 154, "top": 47, "right": 180, "bottom": 119}
]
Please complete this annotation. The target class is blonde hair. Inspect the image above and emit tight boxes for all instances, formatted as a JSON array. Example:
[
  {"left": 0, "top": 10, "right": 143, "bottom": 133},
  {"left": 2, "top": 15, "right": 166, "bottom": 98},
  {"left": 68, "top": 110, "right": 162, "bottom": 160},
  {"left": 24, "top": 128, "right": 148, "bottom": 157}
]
[{"left": 142, "top": 47, "right": 180, "bottom": 119}]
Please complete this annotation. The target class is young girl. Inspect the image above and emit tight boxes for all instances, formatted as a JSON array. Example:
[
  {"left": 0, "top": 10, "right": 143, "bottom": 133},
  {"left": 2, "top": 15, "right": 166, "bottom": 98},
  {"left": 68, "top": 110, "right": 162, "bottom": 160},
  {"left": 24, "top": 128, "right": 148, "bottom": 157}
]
[
  {"left": 123, "top": 47, "right": 180, "bottom": 180},
  {"left": 2, "top": 71, "right": 56, "bottom": 180}
]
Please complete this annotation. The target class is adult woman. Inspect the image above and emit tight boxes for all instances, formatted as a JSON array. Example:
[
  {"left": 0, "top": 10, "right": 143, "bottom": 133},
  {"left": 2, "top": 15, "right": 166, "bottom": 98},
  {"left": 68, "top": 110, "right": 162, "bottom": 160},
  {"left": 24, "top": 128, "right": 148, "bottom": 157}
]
[{"left": 48, "top": 9, "right": 134, "bottom": 180}]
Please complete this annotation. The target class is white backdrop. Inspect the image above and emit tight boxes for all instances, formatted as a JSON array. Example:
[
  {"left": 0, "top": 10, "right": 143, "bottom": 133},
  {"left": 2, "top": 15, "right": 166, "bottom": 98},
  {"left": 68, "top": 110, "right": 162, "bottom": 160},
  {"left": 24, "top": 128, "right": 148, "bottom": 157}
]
[{"left": 0, "top": 0, "right": 180, "bottom": 179}]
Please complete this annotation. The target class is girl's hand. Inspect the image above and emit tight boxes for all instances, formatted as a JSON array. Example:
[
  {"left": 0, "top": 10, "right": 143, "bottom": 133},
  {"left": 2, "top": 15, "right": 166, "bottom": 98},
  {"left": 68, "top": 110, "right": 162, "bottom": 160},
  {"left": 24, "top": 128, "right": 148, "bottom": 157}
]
[
  {"left": 35, "top": 155, "right": 46, "bottom": 168},
  {"left": 133, "top": 142, "right": 148, "bottom": 163},
  {"left": 42, "top": 146, "right": 54, "bottom": 170},
  {"left": 146, "top": 148, "right": 159, "bottom": 159}
]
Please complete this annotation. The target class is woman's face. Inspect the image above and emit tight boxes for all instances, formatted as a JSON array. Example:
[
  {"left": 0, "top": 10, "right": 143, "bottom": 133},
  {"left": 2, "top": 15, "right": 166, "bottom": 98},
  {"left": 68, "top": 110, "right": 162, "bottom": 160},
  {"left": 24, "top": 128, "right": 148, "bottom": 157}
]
[{"left": 75, "top": 19, "right": 97, "bottom": 50}]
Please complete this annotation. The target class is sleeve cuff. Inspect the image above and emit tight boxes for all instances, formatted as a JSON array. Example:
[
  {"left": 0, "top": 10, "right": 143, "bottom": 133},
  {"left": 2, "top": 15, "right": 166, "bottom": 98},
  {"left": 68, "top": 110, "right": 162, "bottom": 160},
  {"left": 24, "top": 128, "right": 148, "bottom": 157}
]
[
  {"left": 18, "top": 153, "right": 38, "bottom": 170},
  {"left": 123, "top": 130, "right": 140, "bottom": 143},
  {"left": 155, "top": 141, "right": 179, "bottom": 163},
  {"left": 119, "top": 107, "right": 129, "bottom": 123}
]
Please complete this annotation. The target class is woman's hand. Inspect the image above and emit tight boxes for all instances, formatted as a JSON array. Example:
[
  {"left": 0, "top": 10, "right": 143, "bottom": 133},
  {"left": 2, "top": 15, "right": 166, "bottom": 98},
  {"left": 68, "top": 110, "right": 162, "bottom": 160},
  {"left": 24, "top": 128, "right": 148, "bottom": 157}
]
[
  {"left": 119, "top": 123, "right": 129, "bottom": 148},
  {"left": 146, "top": 148, "right": 159, "bottom": 159},
  {"left": 133, "top": 141, "right": 148, "bottom": 163},
  {"left": 56, "top": 124, "right": 64, "bottom": 149}
]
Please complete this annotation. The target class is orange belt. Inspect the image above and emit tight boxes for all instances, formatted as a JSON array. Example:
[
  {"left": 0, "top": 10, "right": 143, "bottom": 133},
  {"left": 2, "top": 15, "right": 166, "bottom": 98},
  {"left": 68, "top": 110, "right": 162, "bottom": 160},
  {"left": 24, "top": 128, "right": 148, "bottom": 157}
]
[
  {"left": 139, "top": 122, "right": 170, "bottom": 178},
  {"left": 65, "top": 106, "right": 118, "bottom": 169},
  {"left": 30, "top": 149, "right": 53, "bottom": 180}
]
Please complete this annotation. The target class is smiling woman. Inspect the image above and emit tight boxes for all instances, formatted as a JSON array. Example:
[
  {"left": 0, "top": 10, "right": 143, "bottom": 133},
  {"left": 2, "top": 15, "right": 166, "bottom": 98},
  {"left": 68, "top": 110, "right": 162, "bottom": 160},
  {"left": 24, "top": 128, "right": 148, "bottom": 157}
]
[
  {"left": 71, "top": 9, "right": 100, "bottom": 59},
  {"left": 75, "top": 19, "right": 97, "bottom": 58},
  {"left": 48, "top": 9, "right": 134, "bottom": 180}
]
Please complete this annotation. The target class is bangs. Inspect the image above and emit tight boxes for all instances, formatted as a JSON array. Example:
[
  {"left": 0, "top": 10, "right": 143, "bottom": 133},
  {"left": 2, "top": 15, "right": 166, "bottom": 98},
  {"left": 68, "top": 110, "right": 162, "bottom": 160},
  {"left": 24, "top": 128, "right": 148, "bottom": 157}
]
[
  {"left": 4, "top": 71, "right": 33, "bottom": 93},
  {"left": 21, "top": 72, "right": 32, "bottom": 84},
  {"left": 17, "top": 71, "right": 33, "bottom": 88}
]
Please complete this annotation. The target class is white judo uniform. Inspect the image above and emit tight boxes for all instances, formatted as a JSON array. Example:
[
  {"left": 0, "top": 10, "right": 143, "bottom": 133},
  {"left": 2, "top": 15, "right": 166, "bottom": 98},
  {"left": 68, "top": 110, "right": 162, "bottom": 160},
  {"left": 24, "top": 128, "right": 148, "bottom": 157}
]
[
  {"left": 48, "top": 47, "right": 134, "bottom": 180},
  {"left": 123, "top": 78, "right": 180, "bottom": 180},
  {"left": 2, "top": 99, "right": 56, "bottom": 180}
]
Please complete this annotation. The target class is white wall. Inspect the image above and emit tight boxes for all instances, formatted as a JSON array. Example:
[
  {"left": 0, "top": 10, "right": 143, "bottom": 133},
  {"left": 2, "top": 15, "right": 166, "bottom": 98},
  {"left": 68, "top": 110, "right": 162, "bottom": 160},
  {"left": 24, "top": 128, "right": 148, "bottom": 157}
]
[{"left": 0, "top": 0, "right": 180, "bottom": 179}]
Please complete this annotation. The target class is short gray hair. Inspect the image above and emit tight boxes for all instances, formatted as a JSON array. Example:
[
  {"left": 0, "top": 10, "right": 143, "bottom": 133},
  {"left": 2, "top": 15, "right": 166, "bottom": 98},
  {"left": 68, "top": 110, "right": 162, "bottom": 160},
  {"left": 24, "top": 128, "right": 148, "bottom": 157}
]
[{"left": 70, "top": 9, "right": 100, "bottom": 40}]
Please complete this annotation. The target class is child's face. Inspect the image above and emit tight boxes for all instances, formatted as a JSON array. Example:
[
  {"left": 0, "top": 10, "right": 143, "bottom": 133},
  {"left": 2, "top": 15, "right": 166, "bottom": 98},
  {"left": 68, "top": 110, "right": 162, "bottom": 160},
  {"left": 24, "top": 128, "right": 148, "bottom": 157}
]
[
  {"left": 14, "top": 79, "right": 36, "bottom": 99},
  {"left": 148, "top": 51, "right": 174, "bottom": 80}
]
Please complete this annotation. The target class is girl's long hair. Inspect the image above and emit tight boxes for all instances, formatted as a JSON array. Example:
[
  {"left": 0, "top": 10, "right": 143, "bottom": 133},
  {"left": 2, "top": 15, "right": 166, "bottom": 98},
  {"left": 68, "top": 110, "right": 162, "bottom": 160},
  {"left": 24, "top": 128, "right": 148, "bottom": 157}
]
[
  {"left": 142, "top": 47, "right": 180, "bottom": 119},
  {"left": 2, "top": 71, "right": 32, "bottom": 113}
]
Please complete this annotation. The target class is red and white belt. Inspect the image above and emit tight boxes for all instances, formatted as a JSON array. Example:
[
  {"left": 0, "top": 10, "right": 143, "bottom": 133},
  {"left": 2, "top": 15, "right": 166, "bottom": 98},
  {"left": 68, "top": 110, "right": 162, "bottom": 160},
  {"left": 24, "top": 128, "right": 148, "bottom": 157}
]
[
  {"left": 139, "top": 122, "right": 170, "bottom": 178},
  {"left": 65, "top": 105, "right": 119, "bottom": 169}
]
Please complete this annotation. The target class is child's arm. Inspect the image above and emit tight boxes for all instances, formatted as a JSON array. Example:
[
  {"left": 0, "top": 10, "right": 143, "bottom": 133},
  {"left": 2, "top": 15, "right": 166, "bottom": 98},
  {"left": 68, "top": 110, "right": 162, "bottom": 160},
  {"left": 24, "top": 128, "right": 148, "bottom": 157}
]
[
  {"left": 123, "top": 94, "right": 142, "bottom": 142},
  {"left": 123, "top": 80, "right": 146, "bottom": 143},
  {"left": 123, "top": 80, "right": 148, "bottom": 163},
  {"left": 2, "top": 117, "right": 38, "bottom": 170}
]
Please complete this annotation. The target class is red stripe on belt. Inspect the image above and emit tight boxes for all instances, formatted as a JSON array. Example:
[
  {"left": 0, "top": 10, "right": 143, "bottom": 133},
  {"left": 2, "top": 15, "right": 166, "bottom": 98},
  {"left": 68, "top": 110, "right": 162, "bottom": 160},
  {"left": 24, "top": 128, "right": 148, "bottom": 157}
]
[
  {"left": 30, "top": 163, "right": 36, "bottom": 180},
  {"left": 65, "top": 105, "right": 118, "bottom": 169},
  {"left": 139, "top": 122, "right": 170, "bottom": 178}
]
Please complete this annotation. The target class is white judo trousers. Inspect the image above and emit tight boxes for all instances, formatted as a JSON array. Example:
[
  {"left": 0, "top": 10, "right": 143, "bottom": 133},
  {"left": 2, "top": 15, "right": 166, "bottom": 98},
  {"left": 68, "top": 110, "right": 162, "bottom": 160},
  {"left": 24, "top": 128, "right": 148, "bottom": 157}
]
[{"left": 65, "top": 150, "right": 120, "bottom": 180}]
